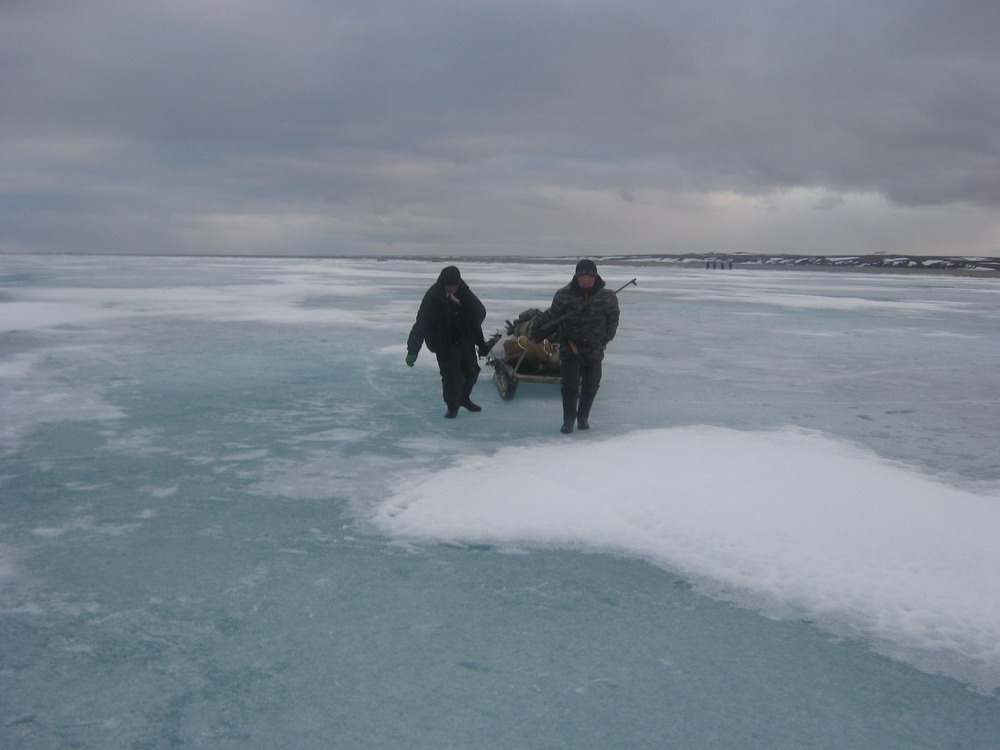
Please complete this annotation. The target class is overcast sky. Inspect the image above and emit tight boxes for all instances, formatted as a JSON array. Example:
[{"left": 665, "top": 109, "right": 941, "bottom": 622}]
[{"left": 2, "top": 0, "right": 998, "bottom": 258}]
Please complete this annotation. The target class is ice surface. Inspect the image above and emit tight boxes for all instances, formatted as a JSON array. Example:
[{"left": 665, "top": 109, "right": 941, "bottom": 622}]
[
  {"left": 376, "top": 426, "right": 1000, "bottom": 683},
  {"left": 2, "top": 254, "right": 999, "bottom": 749}
]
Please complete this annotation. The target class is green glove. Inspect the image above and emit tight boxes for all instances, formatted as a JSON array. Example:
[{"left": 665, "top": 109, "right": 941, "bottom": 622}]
[{"left": 405, "top": 352, "right": 417, "bottom": 367}]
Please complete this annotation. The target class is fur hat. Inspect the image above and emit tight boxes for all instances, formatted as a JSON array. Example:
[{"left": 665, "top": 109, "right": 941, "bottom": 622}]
[{"left": 575, "top": 259, "right": 598, "bottom": 276}]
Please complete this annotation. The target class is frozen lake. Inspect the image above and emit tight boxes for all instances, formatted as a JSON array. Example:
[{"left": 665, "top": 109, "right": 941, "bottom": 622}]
[{"left": 2, "top": 254, "right": 999, "bottom": 748}]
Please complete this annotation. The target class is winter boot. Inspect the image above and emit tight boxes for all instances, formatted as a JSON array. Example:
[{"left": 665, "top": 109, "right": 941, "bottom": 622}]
[
  {"left": 577, "top": 392, "right": 596, "bottom": 430},
  {"left": 560, "top": 391, "right": 578, "bottom": 434},
  {"left": 459, "top": 375, "right": 481, "bottom": 412}
]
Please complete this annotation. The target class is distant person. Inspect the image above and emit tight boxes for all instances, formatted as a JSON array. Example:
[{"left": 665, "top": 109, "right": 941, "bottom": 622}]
[
  {"left": 406, "top": 266, "right": 487, "bottom": 418},
  {"left": 530, "top": 259, "right": 620, "bottom": 433}
]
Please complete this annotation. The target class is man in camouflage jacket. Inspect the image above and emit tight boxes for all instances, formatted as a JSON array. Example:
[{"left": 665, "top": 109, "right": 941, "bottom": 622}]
[{"left": 530, "top": 259, "right": 620, "bottom": 433}]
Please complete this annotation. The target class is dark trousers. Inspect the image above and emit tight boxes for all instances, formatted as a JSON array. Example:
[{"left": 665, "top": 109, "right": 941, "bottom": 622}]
[
  {"left": 560, "top": 351, "right": 602, "bottom": 425},
  {"left": 560, "top": 351, "right": 603, "bottom": 399},
  {"left": 435, "top": 342, "right": 480, "bottom": 409}
]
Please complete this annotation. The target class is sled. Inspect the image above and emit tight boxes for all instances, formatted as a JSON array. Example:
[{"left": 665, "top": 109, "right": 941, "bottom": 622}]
[
  {"left": 482, "top": 279, "right": 636, "bottom": 400},
  {"left": 483, "top": 309, "right": 562, "bottom": 400}
]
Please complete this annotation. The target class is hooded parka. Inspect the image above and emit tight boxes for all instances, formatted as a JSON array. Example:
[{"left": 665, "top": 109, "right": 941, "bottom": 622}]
[
  {"left": 406, "top": 266, "right": 487, "bottom": 415},
  {"left": 407, "top": 268, "right": 487, "bottom": 356}
]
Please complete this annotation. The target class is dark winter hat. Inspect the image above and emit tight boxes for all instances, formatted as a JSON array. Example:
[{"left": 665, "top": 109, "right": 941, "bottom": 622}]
[
  {"left": 575, "top": 259, "right": 598, "bottom": 276},
  {"left": 439, "top": 266, "right": 462, "bottom": 285}
]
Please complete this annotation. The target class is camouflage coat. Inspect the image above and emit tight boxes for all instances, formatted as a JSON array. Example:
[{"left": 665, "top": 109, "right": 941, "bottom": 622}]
[{"left": 530, "top": 275, "right": 620, "bottom": 359}]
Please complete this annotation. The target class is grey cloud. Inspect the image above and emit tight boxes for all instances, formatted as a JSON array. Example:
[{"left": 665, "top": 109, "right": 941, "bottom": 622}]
[{"left": 2, "top": 0, "right": 998, "bottom": 256}]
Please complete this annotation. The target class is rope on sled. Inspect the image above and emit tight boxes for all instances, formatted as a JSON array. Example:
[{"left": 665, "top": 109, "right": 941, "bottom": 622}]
[{"left": 515, "top": 335, "right": 552, "bottom": 356}]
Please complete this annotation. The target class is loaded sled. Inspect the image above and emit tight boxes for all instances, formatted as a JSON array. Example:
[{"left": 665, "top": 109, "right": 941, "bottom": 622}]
[
  {"left": 482, "top": 309, "right": 562, "bottom": 400},
  {"left": 482, "top": 278, "right": 637, "bottom": 400}
]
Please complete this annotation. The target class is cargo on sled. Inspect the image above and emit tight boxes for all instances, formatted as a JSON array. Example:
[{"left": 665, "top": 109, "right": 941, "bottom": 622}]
[
  {"left": 482, "top": 278, "right": 637, "bottom": 400},
  {"left": 482, "top": 308, "right": 562, "bottom": 400}
]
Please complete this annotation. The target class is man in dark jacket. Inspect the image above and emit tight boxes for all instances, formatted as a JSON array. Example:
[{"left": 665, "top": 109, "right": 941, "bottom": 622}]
[
  {"left": 406, "top": 266, "right": 488, "bottom": 418},
  {"left": 530, "top": 259, "right": 620, "bottom": 433}
]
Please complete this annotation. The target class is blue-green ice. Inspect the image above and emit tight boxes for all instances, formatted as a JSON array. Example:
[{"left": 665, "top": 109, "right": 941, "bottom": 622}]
[{"left": 2, "top": 255, "right": 999, "bottom": 749}]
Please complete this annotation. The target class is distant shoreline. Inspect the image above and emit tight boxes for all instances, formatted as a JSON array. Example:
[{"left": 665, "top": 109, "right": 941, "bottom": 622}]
[
  {"left": 3, "top": 251, "right": 998, "bottom": 277},
  {"left": 373, "top": 253, "right": 1000, "bottom": 277}
]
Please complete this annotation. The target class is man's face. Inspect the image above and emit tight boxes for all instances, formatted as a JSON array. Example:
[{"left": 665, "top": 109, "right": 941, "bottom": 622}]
[
  {"left": 576, "top": 272, "right": 596, "bottom": 289},
  {"left": 444, "top": 284, "right": 459, "bottom": 295}
]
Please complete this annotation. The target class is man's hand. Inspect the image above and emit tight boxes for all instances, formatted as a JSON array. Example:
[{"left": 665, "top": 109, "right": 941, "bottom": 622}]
[{"left": 405, "top": 353, "right": 417, "bottom": 367}]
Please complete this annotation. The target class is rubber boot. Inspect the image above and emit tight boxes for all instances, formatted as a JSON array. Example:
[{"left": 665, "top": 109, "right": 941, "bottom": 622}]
[
  {"left": 577, "top": 392, "right": 596, "bottom": 430},
  {"left": 560, "top": 392, "right": 577, "bottom": 434}
]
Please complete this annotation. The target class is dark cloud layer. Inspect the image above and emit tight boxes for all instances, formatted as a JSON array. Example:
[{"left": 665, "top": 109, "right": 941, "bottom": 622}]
[{"left": 2, "top": 0, "right": 998, "bottom": 256}]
